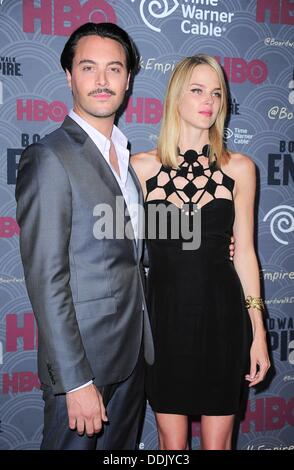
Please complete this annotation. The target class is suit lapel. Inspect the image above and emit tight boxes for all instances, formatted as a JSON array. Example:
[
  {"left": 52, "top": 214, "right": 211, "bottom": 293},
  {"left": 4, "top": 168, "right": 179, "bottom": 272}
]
[
  {"left": 82, "top": 136, "right": 123, "bottom": 199},
  {"left": 62, "top": 116, "right": 124, "bottom": 201},
  {"left": 128, "top": 163, "right": 144, "bottom": 262},
  {"left": 62, "top": 116, "right": 139, "bottom": 261}
]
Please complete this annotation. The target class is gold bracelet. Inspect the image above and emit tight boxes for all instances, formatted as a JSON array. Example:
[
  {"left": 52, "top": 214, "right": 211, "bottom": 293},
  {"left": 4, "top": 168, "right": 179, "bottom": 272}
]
[{"left": 245, "top": 295, "right": 264, "bottom": 311}]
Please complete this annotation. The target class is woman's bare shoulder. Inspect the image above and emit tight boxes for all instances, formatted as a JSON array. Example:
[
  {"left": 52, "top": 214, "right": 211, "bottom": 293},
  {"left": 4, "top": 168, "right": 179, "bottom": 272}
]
[
  {"left": 228, "top": 151, "right": 255, "bottom": 168},
  {"left": 224, "top": 152, "right": 256, "bottom": 180},
  {"left": 131, "top": 149, "right": 161, "bottom": 179},
  {"left": 131, "top": 148, "right": 159, "bottom": 163}
]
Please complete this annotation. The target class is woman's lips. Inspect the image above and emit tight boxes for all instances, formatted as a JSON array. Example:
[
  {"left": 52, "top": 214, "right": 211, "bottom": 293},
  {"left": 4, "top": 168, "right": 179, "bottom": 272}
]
[{"left": 199, "top": 110, "right": 212, "bottom": 117}]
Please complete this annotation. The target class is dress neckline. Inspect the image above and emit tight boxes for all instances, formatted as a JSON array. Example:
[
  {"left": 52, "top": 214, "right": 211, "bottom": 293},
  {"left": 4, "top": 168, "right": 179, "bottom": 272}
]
[{"left": 178, "top": 144, "right": 210, "bottom": 164}]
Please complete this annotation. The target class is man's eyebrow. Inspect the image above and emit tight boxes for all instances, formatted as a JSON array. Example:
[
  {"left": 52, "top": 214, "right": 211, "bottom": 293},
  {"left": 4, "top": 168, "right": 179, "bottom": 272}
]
[
  {"left": 78, "top": 59, "right": 96, "bottom": 65},
  {"left": 77, "top": 59, "right": 125, "bottom": 67}
]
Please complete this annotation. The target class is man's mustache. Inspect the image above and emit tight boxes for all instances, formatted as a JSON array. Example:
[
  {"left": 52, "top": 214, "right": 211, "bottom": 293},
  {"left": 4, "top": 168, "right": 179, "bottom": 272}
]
[{"left": 88, "top": 88, "right": 116, "bottom": 96}]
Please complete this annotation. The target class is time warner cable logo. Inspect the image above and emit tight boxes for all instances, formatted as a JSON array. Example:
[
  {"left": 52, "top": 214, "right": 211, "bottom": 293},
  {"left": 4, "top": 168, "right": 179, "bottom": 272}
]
[
  {"left": 130, "top": 0, "right": 179, "bottom": 32},
  {"left": 263, "top": 205, "right": 294, "bottom": 245},
  {"left": 130, "top": 0, "right": 234, "bottom": 36}
]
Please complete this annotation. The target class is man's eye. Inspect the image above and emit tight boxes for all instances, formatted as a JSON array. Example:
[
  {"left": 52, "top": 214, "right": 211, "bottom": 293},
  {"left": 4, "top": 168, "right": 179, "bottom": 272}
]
[{"left": 82, "top": 66, "right": 93, "bottom": 71}]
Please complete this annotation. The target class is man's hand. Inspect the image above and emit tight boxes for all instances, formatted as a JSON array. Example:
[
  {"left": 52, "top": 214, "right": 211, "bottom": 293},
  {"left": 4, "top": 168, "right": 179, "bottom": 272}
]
[
  {"left": 66, "top": 383, "right": 108, "bottom": 436},
  {"left": 229, "top": 235, "right": 235, "bottom": 260}
]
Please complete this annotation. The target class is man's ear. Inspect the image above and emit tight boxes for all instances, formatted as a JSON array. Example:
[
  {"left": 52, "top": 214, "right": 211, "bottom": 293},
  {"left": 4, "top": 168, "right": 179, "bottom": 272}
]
[
  {"left": 126, "top": 72, "right": 131, "bottom": 91},
  {"left": 66, "top": 69, "right": 72, "bottom": 90}
]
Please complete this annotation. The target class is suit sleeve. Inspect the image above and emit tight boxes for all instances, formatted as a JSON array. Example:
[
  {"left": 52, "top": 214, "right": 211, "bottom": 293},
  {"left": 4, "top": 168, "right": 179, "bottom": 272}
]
[{"left": 15, "top": 143, "right": 94, "bottom": 394}]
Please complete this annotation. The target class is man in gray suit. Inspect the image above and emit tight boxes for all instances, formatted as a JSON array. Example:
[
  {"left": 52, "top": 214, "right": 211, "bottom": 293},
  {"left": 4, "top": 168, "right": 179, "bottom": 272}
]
[{"left": 15, "top": 22, "right": 154, "bottom": 450}]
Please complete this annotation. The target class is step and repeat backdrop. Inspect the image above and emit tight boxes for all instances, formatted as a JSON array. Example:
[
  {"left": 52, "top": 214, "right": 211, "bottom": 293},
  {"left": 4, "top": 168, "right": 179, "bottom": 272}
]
[{"left": 0, "top": 0, "right": 293, "bottom": 450}]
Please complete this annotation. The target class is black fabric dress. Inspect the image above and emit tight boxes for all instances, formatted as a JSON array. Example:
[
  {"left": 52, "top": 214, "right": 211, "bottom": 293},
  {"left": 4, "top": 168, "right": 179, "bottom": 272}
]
[{"left": 145, "top": 146, "right": 252, "bottom": 416}]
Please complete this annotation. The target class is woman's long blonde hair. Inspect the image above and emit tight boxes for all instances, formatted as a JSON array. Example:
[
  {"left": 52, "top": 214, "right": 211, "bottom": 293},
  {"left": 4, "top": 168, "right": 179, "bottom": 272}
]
[{"left": 157, "top": 54, "right": 229, "bottom": 168}]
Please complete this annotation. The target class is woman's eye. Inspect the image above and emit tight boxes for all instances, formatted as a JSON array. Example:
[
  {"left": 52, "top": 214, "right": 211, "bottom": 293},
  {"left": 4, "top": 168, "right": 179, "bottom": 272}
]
[{"left": 191, "top": 88, "right": 202, "bottom": 94}]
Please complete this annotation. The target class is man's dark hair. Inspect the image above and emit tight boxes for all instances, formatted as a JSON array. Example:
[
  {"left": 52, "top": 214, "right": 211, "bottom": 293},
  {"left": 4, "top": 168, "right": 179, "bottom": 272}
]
[{"left": 60, "top": 22, "right": 139, "bottom": 75}]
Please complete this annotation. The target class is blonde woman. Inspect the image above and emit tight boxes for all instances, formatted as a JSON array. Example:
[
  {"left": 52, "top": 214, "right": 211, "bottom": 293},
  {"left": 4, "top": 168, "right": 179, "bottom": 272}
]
[{"left": 131, "top": 55, "right": 270, "bottom": 450}]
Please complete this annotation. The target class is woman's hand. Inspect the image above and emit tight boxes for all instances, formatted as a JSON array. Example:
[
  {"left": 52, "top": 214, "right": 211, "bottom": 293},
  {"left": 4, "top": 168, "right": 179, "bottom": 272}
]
[
  {"left": 245, "top": 332, "right": 271, "bottom": 387},
  {"left": 229, "top": 235, "right": 234, "bottom": 261}
]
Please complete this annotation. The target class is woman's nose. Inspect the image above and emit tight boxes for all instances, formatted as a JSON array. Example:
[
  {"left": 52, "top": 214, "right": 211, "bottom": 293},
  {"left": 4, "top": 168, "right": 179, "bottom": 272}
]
[{"left": 204, "top": 92, "right": 213, "bottom": 104}]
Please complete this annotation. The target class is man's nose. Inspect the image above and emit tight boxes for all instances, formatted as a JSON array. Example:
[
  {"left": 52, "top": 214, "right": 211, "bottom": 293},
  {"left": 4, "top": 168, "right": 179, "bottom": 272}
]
[{"left": 95, "top": 69, "right": 108, "bottom": 87}]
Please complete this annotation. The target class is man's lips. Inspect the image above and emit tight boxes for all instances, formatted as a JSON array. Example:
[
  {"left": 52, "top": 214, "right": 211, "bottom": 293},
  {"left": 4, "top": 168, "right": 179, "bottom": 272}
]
[
  {"left": 91, "top": 92, "right": 112, "bottom": 99},
  {"left": 88, "top": 88, "right": 115, "bottom": 99}
]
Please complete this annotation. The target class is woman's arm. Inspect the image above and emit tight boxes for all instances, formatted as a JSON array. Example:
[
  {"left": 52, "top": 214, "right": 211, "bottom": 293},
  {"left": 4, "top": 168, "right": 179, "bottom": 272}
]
[{"left": 231, "top": 153, "right": 270, "bottom": 387}]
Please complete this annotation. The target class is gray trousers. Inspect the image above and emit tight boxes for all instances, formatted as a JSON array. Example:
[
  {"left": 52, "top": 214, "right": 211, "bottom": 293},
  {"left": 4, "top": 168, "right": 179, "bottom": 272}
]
[{"left": 40, "top": 349, "right": 145, "bottom": 450}]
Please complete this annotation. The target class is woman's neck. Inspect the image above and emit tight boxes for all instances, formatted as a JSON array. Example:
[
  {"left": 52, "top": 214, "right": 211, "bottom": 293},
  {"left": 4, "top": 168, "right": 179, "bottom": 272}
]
[{"left": 178, "top": 128, "right": 209, "bottom": 154}]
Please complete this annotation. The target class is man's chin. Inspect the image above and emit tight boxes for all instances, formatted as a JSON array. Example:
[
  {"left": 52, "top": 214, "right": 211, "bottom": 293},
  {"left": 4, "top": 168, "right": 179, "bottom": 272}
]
[
  {"left": 81, "top": 112, "right": 113, "bottom": 120},
  {"left": 88, "top": 108, "right": 118, "bottom": 119}
]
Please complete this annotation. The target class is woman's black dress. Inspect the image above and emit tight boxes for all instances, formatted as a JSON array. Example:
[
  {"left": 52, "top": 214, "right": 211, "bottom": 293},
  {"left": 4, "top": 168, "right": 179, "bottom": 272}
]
[{"left": 145, "top": 146, "right": 252, "bottom": 415}]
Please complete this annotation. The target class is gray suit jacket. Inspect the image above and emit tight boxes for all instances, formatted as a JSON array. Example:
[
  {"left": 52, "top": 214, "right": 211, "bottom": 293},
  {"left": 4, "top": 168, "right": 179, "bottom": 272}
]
[{"left": 15, "top": 116, "right": 154, "bottom": 394}]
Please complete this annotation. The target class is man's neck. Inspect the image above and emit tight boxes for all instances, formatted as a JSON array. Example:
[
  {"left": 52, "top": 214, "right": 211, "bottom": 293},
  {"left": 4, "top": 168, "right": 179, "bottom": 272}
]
[{"left": 73, "top": 107, "right": 115, "bottom": 140}]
